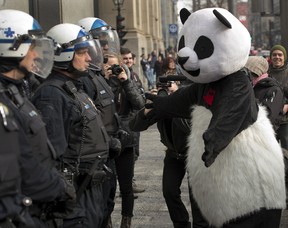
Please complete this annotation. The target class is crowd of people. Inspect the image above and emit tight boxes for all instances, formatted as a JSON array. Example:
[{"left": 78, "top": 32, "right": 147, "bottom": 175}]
[
  {"left": 140, "top": 51, "right": 180, "bottom": 90},
  {"left": 1, "top": 7, "right": 288, "bottom": 228}
]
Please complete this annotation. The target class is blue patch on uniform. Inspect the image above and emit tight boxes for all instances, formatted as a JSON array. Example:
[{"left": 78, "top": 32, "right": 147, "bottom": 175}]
[
  {"left": 84, "top": 103, "right": 90, "bottom": 109},
  {"left": 29, "top": 110, "right": 38, "bottom": 117}
]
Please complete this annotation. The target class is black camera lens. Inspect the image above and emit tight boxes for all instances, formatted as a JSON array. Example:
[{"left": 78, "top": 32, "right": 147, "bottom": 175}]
[
  {"left": 157, "top": 88, "right": 169, "bottom": 97},
  {"left": 111, "top": 64, "right": 123, "bottom": 76}
]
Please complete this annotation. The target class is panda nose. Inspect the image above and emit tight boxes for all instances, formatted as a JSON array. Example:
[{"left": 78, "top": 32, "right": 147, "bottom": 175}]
[{"left": 177, "top": 56, "right": 189, "bottom": 65}]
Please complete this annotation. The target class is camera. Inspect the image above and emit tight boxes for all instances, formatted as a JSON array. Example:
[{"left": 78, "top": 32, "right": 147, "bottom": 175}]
[
  {"left": 109, "top": 64, "right": 123, "bottom": 76},
  {"left": 156, "top": 75, "right": 187, "bottom": 96},
  {"left": 156, "top": 82, "right": 172, "bottom": 97}
]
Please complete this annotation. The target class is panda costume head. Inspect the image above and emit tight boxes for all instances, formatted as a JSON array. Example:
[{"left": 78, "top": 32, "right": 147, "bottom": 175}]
[{"left": 177, "top": 8, "right": 250, "bottom": 83}]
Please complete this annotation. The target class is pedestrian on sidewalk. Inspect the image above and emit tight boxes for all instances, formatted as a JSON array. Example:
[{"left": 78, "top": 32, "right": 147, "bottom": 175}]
[
  {"left": 120, "top": 47, "right": 146, "bottom": 195},
  {"left": 103, "top": 51, "right": 145, "bottom": 227}
]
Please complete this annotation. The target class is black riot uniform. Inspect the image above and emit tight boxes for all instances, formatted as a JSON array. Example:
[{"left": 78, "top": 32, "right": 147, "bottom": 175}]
[
  {"left": 81, "top": 71, "right": 120, "bottom": 227},
  {"left": 0, "top": 89, "right": 33, "bottom": 228},
  {"left": 32, "top": 70, "right": 110, "bottom": 227},
  {"left": 0, "top": 73, "right": 75, "bottom": 227}
]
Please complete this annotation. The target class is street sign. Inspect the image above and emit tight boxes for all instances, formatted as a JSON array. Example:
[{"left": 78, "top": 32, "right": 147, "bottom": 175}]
[{"left": 169, "top": 24, "right": 178, "bottom": 36}]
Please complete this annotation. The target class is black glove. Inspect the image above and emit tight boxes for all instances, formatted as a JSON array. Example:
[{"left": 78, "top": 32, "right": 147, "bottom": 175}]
[
  {"left": 144, "top": 92, "right": 157, "bottom": 109},
  {"left": 50, "top": 174, "right": 77, "bottom": 218},
  {"left": 50, "top": 199, "right": 76, "bottom": 218},
  {"left": 109, "top": 136, "right": 122, "bottom": 158},
  {"left": 117, "top": 129, "right": 132, "bottom": 148},
  {"left": 201, "top": 134, "right": 220, "bottom": 168}
]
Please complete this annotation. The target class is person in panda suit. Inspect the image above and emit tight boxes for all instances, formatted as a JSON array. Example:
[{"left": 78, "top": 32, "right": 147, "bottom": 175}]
[{"left": 140, "top": 8, "right": 286, "bottom": 228}]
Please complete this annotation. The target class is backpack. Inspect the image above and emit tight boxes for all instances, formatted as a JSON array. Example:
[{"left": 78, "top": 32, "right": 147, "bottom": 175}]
[{"left": 253, "top": 77, "right": 284, "bottom": 130}]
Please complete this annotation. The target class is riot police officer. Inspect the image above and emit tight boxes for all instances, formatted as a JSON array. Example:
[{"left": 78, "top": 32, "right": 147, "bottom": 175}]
[
  {"left": 0, "top": 95, "right": 33, "bottom": 228},
  {"left": 32, "top": 23, "right": 110, "bottom": 227},
  {"left": 0, "top": 9, "right": 76, "bottom": 227},
  {"left": 77, "top": 17, "right": 123, "bottom": 228}
]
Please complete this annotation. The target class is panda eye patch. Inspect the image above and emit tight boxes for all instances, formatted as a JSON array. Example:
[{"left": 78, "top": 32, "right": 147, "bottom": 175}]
[
  {"left": 194, "top": 36, "right": 214, "bottom": 59},
  {"left": 178, "top": 36, "right": 185, "bottom": 51}
]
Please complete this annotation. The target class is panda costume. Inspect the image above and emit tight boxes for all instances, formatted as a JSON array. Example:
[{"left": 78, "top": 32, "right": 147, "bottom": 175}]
[{"left": 145, "top": 8, "right": 286, "bottom": 228}]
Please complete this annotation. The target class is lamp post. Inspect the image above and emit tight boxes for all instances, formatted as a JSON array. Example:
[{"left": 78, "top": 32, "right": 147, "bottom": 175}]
[
  {"left": 113, "top": 0, "right": 124, "bottom": 17},
  {"left": 113, "top": 0, "right": 127, "bottom": 46}
]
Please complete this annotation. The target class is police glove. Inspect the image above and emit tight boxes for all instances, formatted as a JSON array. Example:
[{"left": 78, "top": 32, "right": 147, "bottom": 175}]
[
  {"left": 117, "top": 129, "right": 132, "bottom": 148},
  {"left": 51, "top": 174, "right": 77, "bottom": 218},
  {"left": 109, "top": 136, "right": 122, "bottom": 158}
]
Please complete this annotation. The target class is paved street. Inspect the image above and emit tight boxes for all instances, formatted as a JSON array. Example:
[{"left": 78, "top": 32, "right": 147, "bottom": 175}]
[{"left": 111, "top": 124, "right": 288, "bottom": 228}]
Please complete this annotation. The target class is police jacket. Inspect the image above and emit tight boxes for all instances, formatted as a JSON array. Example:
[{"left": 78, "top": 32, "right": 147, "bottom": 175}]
[
  {"left": 108, "top": 75, "right": 145, "bottom": 147},
  {"left": 81, "top": 71, "right": 118, "bottom": 135},
  {"left": 32, "top": 71, "right": 109, "bottom": 167},
  {"left": 0, "top": 93, "right": 23, "bottom": 221},
  {"left": 0, "top": 73, "right": 66, "bottom": 203}
]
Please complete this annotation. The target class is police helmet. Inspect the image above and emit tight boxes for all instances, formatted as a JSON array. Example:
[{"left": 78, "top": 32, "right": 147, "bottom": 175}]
[
  {"left": 77, "top": 17, "right": 120, "bottom": 55},
  {"left": 47, "top": 23, "right": 103, "bottom": 71},
  {"left": 0, "top": 9, "right": 54, "bottom": 78}
]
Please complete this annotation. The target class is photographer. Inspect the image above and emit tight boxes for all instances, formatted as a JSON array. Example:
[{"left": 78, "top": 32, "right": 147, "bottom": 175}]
[
  {"left": 130, "top": 78, "right": 210, "bottom": 228},
  {"left": 103, "top": 52, "right": 145, "bottom": 227}
]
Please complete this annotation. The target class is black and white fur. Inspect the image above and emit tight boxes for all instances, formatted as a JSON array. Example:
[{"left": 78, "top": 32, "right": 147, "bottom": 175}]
[
  {"left": 177, "top": 8, "right": 286, "bottom": 227},
  {"left": 186, "top": 105, "right": 285, "bottom": 227}
]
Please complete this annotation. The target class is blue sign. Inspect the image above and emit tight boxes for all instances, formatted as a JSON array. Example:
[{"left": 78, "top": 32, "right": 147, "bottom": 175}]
[{"left": 169, "top": 24, "right": 178, "bottom": 36}]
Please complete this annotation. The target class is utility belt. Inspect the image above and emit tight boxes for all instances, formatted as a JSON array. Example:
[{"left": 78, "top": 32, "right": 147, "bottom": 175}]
[
  {"left": 60, "top": 161, "right": 113, "bottom": 189},
  {"left": 166, "top": 149, "right": 187, "bottom": 161},
  {"left": 29, "top": 202, "right": 50, "bottom": 220}
]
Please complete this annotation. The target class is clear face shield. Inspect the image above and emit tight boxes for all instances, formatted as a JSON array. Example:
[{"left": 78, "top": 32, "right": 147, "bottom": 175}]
[
  {"left": 73, "top": 37, "right": 103, "bottom": 72},
  {"left": 30, "top": 37, "right": 54, "bottom": 78},
  {"left": 90, "top": 26, "right": 120, "bottom": 55},
  {"left": 8, "top": 30, "right": 54, "bottom": 78},
  {"left": 55, "top": 34, "right": 103, "bottom": 72}
]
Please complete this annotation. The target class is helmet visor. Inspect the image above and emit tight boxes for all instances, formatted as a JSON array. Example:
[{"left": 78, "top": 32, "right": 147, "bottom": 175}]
[
  {"left": 31, "top": 37, "right": 54, "bottom": 78},
  {"left": 90, "top": 26, "right": 120, "bottom": 55},
  {"left": 74, "top": 38, "right": 103, "bottom": 71}
]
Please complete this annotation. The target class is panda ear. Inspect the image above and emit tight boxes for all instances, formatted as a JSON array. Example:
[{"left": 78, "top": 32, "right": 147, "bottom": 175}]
[
  {"left": 213, "top": 9, "right": 232, "bottom": 29},
  {"left": 180, "top": 8, "right": 191, "bottom": 24}
]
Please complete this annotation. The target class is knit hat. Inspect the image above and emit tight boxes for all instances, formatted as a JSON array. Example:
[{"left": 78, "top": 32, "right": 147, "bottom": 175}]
[
  {"left": 245, "top": 56, "right": 269, "bottom": 77},
  {"left": 270, "top": 45, "right": 287, "bottom": 61}
]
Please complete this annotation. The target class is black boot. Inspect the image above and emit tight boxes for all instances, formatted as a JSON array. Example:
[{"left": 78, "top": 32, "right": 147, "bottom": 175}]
[
  {"left": 106, "top": 216, "right": 112, "bottom": 228},
  {"left": 173, "top": 221, "right": 191, "bottom": 228},
  {"left": 101, "top": 215, "right": 112, "bottom": 228},
  {"left": 120, "top": 216, "right": 131, "bottom": 228}
]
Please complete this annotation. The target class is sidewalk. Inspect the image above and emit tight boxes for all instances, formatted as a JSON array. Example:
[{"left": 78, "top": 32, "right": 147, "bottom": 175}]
[{"left": 111, "top": 124, "right": 288, "bottom": 228}]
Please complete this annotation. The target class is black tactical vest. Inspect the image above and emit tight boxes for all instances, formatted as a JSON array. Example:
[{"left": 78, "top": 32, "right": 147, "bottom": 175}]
[
  {"left": 89, "top": 73, "right": 118, "bottom": 135},
  {"left": 4, "top": 84, "right": 56, "bottom": 168},
  {"left": 0, "top": 89, "right": 21, "bottom": 197},
  {"left": 47, "top": 79, "right": 109, "bottom": 162}
]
